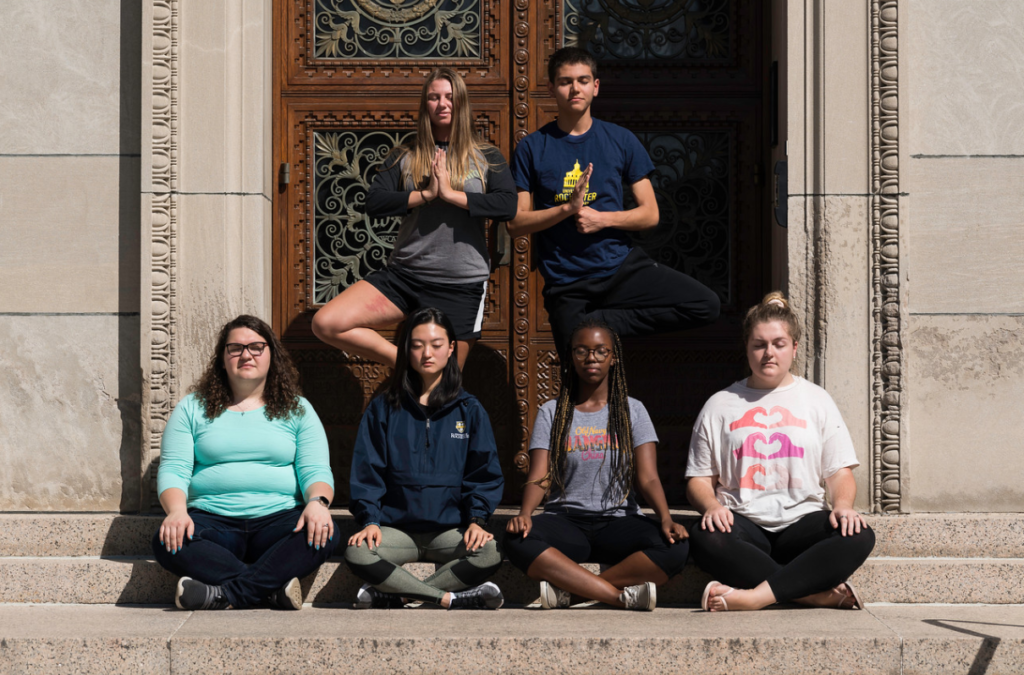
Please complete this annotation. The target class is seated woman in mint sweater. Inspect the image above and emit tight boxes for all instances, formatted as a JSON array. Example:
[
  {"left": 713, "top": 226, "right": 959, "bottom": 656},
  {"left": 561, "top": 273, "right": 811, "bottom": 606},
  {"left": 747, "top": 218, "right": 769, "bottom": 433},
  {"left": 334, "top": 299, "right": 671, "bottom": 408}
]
[{"left": 153, "top": 315, "right": 336, "bottom": 611}]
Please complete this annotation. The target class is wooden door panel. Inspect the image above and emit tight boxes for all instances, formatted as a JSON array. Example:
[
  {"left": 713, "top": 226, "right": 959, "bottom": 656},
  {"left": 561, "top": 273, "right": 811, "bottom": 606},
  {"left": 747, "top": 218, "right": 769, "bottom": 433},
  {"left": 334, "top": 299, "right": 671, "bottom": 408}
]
[
  {"left": 275, "top": 0, "right": 767, "bottom": 505},
  {"left": 282, "top": 0, "right": 510, "bottom": 89}
]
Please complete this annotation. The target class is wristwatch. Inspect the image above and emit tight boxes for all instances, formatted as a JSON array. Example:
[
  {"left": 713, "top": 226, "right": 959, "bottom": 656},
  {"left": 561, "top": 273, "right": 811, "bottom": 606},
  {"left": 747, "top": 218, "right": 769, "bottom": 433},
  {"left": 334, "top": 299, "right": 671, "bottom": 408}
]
[
  {"left": 310, "top": 496, "right": 331, "bottom": 509},
  {"left": 469, "top": 516, "right": 487, "bottom": 527}
]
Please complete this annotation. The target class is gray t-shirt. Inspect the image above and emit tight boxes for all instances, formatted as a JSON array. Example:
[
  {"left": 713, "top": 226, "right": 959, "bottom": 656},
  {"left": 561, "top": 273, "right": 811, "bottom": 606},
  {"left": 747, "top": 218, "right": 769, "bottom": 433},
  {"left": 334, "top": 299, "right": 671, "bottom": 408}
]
[{"left": 530, "top": 397, "right": 658, "bottom": 517}]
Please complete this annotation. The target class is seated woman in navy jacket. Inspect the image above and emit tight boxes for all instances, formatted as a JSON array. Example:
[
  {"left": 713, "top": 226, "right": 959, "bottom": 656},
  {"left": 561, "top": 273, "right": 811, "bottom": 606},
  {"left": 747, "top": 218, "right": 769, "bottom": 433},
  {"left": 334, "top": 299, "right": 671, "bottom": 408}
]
[{"left": 344, "top": 307, "right": 505, "bottom": 609}]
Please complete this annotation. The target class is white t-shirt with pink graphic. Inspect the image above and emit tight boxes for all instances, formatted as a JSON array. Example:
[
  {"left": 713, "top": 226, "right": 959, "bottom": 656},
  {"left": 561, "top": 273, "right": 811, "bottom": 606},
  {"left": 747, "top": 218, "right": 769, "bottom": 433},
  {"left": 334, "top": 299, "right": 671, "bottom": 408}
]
[{"left": 686, "top": 376, "right": 858, "bottom": 531}]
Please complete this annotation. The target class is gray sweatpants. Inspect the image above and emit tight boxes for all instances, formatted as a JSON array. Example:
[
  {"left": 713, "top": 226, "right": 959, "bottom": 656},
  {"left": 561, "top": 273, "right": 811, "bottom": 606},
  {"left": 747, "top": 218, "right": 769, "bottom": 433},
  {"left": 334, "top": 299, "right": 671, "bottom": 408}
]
[{"left": 344, "top": 526, "right": 501, "bottom": 603}]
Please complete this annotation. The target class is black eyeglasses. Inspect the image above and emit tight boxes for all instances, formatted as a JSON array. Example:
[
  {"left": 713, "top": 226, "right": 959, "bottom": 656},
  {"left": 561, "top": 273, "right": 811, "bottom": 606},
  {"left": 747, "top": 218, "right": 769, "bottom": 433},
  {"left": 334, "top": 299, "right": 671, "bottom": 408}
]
[
  {"left": 225, "top": 342, "right": 268, "bottom": 357},
  {"left": 572, "top": 346, "right": 611, "bottom": 362}
]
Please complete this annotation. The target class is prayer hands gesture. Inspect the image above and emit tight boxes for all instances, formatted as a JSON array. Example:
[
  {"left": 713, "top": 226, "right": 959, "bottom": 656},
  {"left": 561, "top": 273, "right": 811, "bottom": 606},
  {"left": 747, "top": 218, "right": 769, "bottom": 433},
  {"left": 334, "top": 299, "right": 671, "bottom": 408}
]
[
  {"left": 506, "top": 513, "right": 533, "bottom": 538},
  {"left": 349, "top": 524, "right": 382, "bottom": 550},
  {"left": 463, "top": 522, "right": 494, "bottom": 552},
  {"left": 432, "top": 148, "right": 454, "bottom": 202},
  {"left": 568, "top": 163, "right": 594, "bottom": 214}
]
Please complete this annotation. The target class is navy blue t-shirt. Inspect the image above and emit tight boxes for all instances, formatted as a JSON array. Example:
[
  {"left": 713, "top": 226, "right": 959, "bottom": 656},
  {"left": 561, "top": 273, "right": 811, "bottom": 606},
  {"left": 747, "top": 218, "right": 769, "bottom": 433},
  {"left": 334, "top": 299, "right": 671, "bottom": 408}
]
[{"left": 511, "top": 119, "right": 655, "bottom": 286}]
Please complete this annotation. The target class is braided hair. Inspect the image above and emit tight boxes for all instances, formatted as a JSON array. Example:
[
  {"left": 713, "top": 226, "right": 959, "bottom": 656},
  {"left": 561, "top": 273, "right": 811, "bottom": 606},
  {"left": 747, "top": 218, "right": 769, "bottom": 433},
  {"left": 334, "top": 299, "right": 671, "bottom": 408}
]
[{"left": 535, "top": 318, "right": 636, "bottom": 504}]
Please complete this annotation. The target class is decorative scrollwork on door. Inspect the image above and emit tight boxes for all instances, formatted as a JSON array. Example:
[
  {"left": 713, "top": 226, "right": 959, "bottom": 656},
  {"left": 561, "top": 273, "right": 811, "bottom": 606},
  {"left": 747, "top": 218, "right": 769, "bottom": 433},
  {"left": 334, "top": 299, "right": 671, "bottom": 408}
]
[
  {"left": 562, "top": 0, "right": 729, "bottom": 61},
  {"left": 629, "top": 131, "right": 731, "bottom": 303},
  {"left": 314, "top": 0, "right": 482, "bottom": 59},
  {"left": 312, "top": 130, "right": 413, "bottom": 304}
]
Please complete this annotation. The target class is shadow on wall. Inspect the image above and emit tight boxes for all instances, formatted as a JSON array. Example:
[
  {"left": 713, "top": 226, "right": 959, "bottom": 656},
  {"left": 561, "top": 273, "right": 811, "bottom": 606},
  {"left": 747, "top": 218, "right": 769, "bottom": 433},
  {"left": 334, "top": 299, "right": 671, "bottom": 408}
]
[{"left": 118, "top": 0, "right": 144, "bottom": 513}]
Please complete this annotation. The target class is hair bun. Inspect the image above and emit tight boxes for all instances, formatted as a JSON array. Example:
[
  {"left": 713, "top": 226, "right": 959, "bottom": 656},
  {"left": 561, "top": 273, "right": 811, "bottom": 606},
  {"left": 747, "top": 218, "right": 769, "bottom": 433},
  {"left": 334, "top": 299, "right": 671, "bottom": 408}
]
[{"left": 762, "top": 291, "right": 789, "bottom": 310}]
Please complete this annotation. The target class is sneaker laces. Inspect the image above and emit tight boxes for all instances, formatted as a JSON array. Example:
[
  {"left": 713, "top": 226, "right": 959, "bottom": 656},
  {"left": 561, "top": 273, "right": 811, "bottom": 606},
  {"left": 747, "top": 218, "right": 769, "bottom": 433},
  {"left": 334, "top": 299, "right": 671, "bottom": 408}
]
[
  {"left": 619, "top": 582, "right": 654, "bottom": 611},
  {"left": 178, "top": 579, "right": 230, "bottom": 610}
]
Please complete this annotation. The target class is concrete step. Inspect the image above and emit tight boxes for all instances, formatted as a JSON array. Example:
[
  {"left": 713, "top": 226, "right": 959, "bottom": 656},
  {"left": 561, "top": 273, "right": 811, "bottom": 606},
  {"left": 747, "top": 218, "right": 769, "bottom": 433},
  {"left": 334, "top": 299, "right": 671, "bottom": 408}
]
[
  {"left": 4, "top": 511, "right": 1024, "bottom": 558},
  {"left": 3, "top": 603, "right": 1024, "bottom": 674},
  {"left": 2, "top": 556, "right": 1023, "bottom": 605}
]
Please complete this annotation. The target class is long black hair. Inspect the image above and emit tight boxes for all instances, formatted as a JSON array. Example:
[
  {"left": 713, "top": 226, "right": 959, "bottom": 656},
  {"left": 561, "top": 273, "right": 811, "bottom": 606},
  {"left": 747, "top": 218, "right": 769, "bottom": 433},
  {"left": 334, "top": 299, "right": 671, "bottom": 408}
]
[
  {"left": 533, "top": 318, "right": 635, "bottom": 502},
  {"left": 384, "top": 307, "right": 463, "bottom": 411}
]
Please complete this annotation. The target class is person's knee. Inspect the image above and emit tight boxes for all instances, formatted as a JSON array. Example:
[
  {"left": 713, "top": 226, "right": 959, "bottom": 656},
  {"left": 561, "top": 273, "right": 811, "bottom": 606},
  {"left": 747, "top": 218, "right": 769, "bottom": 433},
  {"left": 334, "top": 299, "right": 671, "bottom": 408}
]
[
  {"left": 472, "top": 539, "right": 502, "bottom": 573},
  {"left": 851, "top": 525, "right": 876, "bottom": 559},
  {"left": 344, "top": 542, "right": 380, "bottom": 567},
  {"left": 310, "top": 306, "right": 342, "bottom": 341},
  {"left": 701, "top": 289, "right": 722, "bottom": 322}
]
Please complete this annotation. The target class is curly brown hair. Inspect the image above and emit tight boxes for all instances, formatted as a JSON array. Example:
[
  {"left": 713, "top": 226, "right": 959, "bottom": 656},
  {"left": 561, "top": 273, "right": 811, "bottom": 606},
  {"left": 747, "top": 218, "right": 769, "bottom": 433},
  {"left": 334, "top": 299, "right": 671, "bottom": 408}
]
[{"left": 190, "top": 315, "right": 304, "bottom": 421}]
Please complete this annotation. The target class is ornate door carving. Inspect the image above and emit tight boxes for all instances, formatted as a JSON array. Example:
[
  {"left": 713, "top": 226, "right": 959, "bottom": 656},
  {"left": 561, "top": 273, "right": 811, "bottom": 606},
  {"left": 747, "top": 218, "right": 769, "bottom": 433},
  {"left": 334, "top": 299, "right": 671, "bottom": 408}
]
[{"left": 274, "top": 0, "right": 766, "bottom": 504}]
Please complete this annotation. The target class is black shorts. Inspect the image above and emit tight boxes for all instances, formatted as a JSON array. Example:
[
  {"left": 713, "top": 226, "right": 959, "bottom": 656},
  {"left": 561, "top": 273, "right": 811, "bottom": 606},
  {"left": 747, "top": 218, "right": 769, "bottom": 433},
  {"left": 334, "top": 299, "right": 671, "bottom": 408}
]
[
  {"left": 364, "top": 264, "right": 488, "bottom": 340},
  {"left": 503, "top": 512, "right": 689, "bottom": 579}
]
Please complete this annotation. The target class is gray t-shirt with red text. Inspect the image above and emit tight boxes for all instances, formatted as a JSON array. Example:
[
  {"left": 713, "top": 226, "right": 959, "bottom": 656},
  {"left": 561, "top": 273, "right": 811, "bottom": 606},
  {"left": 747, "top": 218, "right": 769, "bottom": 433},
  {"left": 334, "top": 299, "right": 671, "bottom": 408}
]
[{"left": 530, "top": 397, "right": 658, "bottom": 517}]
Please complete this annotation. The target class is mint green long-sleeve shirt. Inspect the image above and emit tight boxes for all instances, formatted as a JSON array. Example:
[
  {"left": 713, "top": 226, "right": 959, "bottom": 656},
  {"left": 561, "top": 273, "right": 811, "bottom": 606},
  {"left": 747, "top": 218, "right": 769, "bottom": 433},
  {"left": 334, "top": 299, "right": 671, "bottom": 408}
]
[{"left": 157, "top": 393, "right": 334, "bottom": 519}]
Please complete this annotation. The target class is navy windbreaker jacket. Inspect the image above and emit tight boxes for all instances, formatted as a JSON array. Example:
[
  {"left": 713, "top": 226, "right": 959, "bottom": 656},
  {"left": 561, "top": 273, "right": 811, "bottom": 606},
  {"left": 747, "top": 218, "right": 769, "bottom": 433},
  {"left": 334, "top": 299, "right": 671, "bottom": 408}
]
[{"left": 349, "top": 390, "right": 504, "bottom": 532}]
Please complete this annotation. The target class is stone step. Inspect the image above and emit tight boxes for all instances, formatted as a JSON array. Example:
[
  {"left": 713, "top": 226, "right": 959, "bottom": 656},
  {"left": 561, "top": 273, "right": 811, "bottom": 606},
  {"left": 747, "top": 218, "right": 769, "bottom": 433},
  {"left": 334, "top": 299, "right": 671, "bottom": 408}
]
[
  {"left": 4, "top": 603, "right": 1024, "bottom": 675},
  {"left": 4, "top": 511, "right": 1024, "bottom": 558},
  {"left": 2, "top": 555, "right": 1023, "bottom": 605}
]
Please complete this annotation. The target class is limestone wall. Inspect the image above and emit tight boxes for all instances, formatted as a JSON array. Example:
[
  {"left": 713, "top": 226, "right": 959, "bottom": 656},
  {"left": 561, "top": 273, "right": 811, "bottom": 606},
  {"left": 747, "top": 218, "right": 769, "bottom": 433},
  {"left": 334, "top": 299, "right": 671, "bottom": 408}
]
[
  {"left": 902, "top": 0, "right": 1024, "bottom": 511},
  {"left": 0, "top": 1, "right": 142, "bottom": 511}
]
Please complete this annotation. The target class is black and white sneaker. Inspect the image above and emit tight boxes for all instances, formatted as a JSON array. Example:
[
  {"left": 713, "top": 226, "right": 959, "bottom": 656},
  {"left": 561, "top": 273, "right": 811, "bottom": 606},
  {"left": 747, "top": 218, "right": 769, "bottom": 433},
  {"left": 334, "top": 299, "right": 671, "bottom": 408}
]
[
  {"left": 267, "top": 577, "right": 304, "bottom": 610},
  {"left": 354, "top": 583, "right": 406, "bottom": 609},
  {"left": 448, "top": 581, "right": 504, "bottom": 610},
  {"left": 175, "top": 577, "right": 230, "bottom": 610},
  {"left": 619, "top": 581, "right": 656, "bottom": 611}
]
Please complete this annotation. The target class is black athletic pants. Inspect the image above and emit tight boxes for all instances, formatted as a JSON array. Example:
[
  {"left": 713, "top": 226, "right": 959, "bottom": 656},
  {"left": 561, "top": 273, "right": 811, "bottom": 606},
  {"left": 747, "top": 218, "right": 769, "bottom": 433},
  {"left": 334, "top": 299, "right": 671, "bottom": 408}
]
[
  {"left": 542, "top": 247, "right": 720, "bottom": 351},
  {"left": 688, "top": 510, "right": 875, "bottom": 604}
]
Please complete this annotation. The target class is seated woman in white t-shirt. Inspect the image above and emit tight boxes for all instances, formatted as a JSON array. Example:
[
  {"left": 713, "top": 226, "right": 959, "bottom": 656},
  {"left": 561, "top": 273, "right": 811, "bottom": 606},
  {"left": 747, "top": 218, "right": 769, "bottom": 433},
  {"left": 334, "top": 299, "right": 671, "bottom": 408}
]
[{"left": 686, "top": 292, "right": 875, "bottom": 612}]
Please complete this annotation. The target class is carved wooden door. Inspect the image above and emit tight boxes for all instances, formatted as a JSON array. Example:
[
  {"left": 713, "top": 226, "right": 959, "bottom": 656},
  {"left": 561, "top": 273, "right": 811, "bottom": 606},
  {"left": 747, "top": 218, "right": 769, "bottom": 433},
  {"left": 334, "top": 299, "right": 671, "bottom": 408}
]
[{"left": 274, "top": 0, "right": 766, "bottom": 504}]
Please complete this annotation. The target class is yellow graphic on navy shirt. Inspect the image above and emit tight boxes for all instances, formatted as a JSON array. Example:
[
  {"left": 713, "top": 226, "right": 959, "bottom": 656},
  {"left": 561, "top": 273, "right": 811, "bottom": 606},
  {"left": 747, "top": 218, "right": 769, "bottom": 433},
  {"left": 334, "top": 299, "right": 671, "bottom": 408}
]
[{"left": 554, "top": 160, "right": 597, "bottom": 205}]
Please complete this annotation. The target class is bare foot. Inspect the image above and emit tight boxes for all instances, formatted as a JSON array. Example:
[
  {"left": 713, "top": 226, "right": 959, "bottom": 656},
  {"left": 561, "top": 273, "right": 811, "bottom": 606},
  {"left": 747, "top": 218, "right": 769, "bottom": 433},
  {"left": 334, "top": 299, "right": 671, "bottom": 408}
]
[
  {"left": 795, "top": 583, "right": 858, "bottom": 609},
  {"left": 705, "top": 582, "right": 736, "bottom": 612}
]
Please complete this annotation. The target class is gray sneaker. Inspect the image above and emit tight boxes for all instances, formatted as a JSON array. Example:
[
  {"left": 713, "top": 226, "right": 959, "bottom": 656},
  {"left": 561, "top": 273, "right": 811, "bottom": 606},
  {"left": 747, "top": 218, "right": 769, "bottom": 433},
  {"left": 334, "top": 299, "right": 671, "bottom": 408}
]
[
  {"left": 539, "top": 580, "right": 571, "bottom": 609},
  {"left": 448, "top": 581, "right": 504, "bottom": 610},
  {"left": 267, "top": 577, "right": 303, "bottom": 610},
  {"left": 619, "top": 581, "right": 656, "bottom": 611}
]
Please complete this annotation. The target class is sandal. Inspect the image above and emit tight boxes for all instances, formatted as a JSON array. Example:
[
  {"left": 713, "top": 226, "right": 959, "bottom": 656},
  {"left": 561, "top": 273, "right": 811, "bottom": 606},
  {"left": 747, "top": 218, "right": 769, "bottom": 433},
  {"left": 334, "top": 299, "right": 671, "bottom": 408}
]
[
  {"left": 701, "top": 581, "right": 735, "bottom": 612},
  {"left": 839, "top": 582, "right": 864, "bottom": 610}
]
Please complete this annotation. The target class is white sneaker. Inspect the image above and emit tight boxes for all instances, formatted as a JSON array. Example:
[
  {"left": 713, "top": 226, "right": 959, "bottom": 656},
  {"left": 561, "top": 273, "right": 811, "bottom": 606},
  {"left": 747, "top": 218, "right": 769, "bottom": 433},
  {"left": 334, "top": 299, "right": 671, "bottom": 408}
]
[
  {"left": 539, "top": 580, "right": 571, "bottom": 609},
  {"left": 619, "top": 581, "right": 656, "bottom": 611}
]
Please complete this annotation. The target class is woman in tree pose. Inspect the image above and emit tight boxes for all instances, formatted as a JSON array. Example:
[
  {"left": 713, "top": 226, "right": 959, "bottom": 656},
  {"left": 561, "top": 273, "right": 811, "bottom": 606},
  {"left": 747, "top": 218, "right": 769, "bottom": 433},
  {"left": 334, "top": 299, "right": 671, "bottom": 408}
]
[
  {"left": 154, "top": 315, "right": 335, "bottom": 611},
  {"left": 344, "top": 307, "right": 505, "bottom": 609},
  {"left": 687, "top": 292, "right": 875, "bottom": 612},
  {"left": 312, "top": 68, "right": 517, "bottom": 369},
  {"left": 504, "top": 319, "right": 688, "bottom": 611}
]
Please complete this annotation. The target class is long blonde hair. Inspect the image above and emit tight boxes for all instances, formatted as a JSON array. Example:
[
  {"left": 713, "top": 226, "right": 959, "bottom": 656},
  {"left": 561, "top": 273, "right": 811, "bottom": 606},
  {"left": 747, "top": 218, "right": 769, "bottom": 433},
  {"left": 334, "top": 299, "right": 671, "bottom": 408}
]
[{"left": 395, "top": 68, "right": 492, "bottom": 191}]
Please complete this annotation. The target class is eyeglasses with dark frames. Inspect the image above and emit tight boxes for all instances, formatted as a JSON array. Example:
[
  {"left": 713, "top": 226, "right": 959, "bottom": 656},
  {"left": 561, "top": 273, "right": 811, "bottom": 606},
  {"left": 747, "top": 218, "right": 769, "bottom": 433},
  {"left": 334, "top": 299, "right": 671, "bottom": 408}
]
[
  {"left": 225, "top": 342, "right": 268, "bottom": 357},
  {"left": 571, "top": 346, "right": 611, "bottom": 362}
]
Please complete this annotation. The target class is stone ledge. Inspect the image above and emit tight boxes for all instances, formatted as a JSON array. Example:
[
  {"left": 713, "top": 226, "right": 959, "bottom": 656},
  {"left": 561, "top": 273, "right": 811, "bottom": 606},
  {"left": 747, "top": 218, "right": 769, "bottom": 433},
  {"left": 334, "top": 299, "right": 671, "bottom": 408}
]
[
  {"left": 3, "top": 604, "right": 1024, "bottom": 675},
  {"left": 2, "top": 556, "right": 1023, "bottom": 606},
  {"left": 4, "top": 512, "right": 1024, "bottom": 558}
]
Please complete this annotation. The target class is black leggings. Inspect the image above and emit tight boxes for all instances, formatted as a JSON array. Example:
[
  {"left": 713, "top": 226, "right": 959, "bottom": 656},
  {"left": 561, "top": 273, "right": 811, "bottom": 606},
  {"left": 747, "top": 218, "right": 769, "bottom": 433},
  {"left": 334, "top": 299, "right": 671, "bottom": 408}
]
[
  {"left": 503, "top": 513, "right": 689, "bottom": 579},
  {"left": 688, "top": 510, "right": 875, "bottom": 603}
]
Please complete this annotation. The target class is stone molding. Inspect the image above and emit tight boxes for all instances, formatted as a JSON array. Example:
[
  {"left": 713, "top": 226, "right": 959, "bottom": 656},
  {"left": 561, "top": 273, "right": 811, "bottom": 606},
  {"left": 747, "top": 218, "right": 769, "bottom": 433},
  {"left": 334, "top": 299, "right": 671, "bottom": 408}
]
[
  {"left": 141, "top": 0, "right": 179, "bottom": 508},
  {"left": 871, "top": 0, "right": 902, "bottom": 512}
]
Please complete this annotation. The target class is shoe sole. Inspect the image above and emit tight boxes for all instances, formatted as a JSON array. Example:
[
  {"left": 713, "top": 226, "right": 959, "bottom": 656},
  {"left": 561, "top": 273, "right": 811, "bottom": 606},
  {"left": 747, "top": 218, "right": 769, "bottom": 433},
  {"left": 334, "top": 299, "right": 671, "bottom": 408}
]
[
  {"left": 644, "top": 582, "right": 657, "bottom": 611},
  {"left": 845, "top": 582, "right": 864, "bottom": 610},
  {"left": 281, "top": 578, "right": 303, "bottom": 610},
  {"left": 174, "top": 577, "right": 191, "bottom": 611}
]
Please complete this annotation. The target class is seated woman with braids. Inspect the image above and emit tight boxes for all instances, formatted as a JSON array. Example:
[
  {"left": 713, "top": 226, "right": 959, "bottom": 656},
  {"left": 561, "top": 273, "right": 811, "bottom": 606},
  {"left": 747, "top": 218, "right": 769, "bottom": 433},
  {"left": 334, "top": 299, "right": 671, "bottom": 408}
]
[
  {"left": 504, "top": 319, "right": 688, "bottom": 611},
  {"left": 687, "top": 292, "right": 875, "bottom": 612}
]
